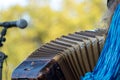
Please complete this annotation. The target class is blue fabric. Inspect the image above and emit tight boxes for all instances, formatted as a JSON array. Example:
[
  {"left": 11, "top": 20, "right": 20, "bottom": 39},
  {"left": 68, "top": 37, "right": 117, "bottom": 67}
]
[{"left": 81, "top": 4, "right": 120, "bottom": 80}]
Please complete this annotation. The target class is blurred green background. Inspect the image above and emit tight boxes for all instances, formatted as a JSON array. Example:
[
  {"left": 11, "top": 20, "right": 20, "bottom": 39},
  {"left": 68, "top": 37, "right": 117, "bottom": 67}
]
[{"left": 0, "top": 0, "right": 107, "bottom": 80}]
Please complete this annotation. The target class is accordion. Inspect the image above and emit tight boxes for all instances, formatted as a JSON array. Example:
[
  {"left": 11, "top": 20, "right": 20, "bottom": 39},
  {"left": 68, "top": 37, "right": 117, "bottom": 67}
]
[{"left": 12, "top": 29, "right": 106, "bottom": 80}]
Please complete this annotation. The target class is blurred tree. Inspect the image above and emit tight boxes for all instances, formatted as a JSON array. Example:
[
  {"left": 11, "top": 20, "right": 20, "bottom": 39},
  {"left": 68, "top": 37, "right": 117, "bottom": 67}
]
[{"left": 0, "top": 0, "right": 106, "bottom": 80}]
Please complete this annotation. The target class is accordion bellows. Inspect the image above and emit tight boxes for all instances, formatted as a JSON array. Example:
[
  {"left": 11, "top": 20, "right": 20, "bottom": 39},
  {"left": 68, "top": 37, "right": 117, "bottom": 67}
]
[{"left": 12, "top": 29, "right": 106, "bottom": 80}]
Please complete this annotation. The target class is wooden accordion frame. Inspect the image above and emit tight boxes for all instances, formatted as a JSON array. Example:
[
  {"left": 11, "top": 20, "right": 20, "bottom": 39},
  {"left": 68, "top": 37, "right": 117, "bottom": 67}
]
[{"left": 12, "top": 29, "right": 107, "bottom": 80}]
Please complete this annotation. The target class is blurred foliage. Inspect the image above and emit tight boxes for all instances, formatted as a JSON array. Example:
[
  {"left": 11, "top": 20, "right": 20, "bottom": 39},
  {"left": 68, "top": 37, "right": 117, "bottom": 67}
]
[{"left": 0, "top": 0, "right": 107, "bottom": 80}]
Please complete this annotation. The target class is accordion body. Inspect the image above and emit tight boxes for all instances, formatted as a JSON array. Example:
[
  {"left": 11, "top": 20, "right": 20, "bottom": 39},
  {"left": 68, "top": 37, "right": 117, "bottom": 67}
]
[{"left": 12, "top": 29, "right": 106, "bottom": 80}]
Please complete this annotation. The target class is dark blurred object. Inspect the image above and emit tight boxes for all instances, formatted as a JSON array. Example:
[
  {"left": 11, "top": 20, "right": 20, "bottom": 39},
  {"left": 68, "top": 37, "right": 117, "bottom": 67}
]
[
  {"left": 0, "top": 52, "right": 7, "bottom": 80},
  {"left": 107, "top": 0, "right": 115, "bottom": 8}
]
